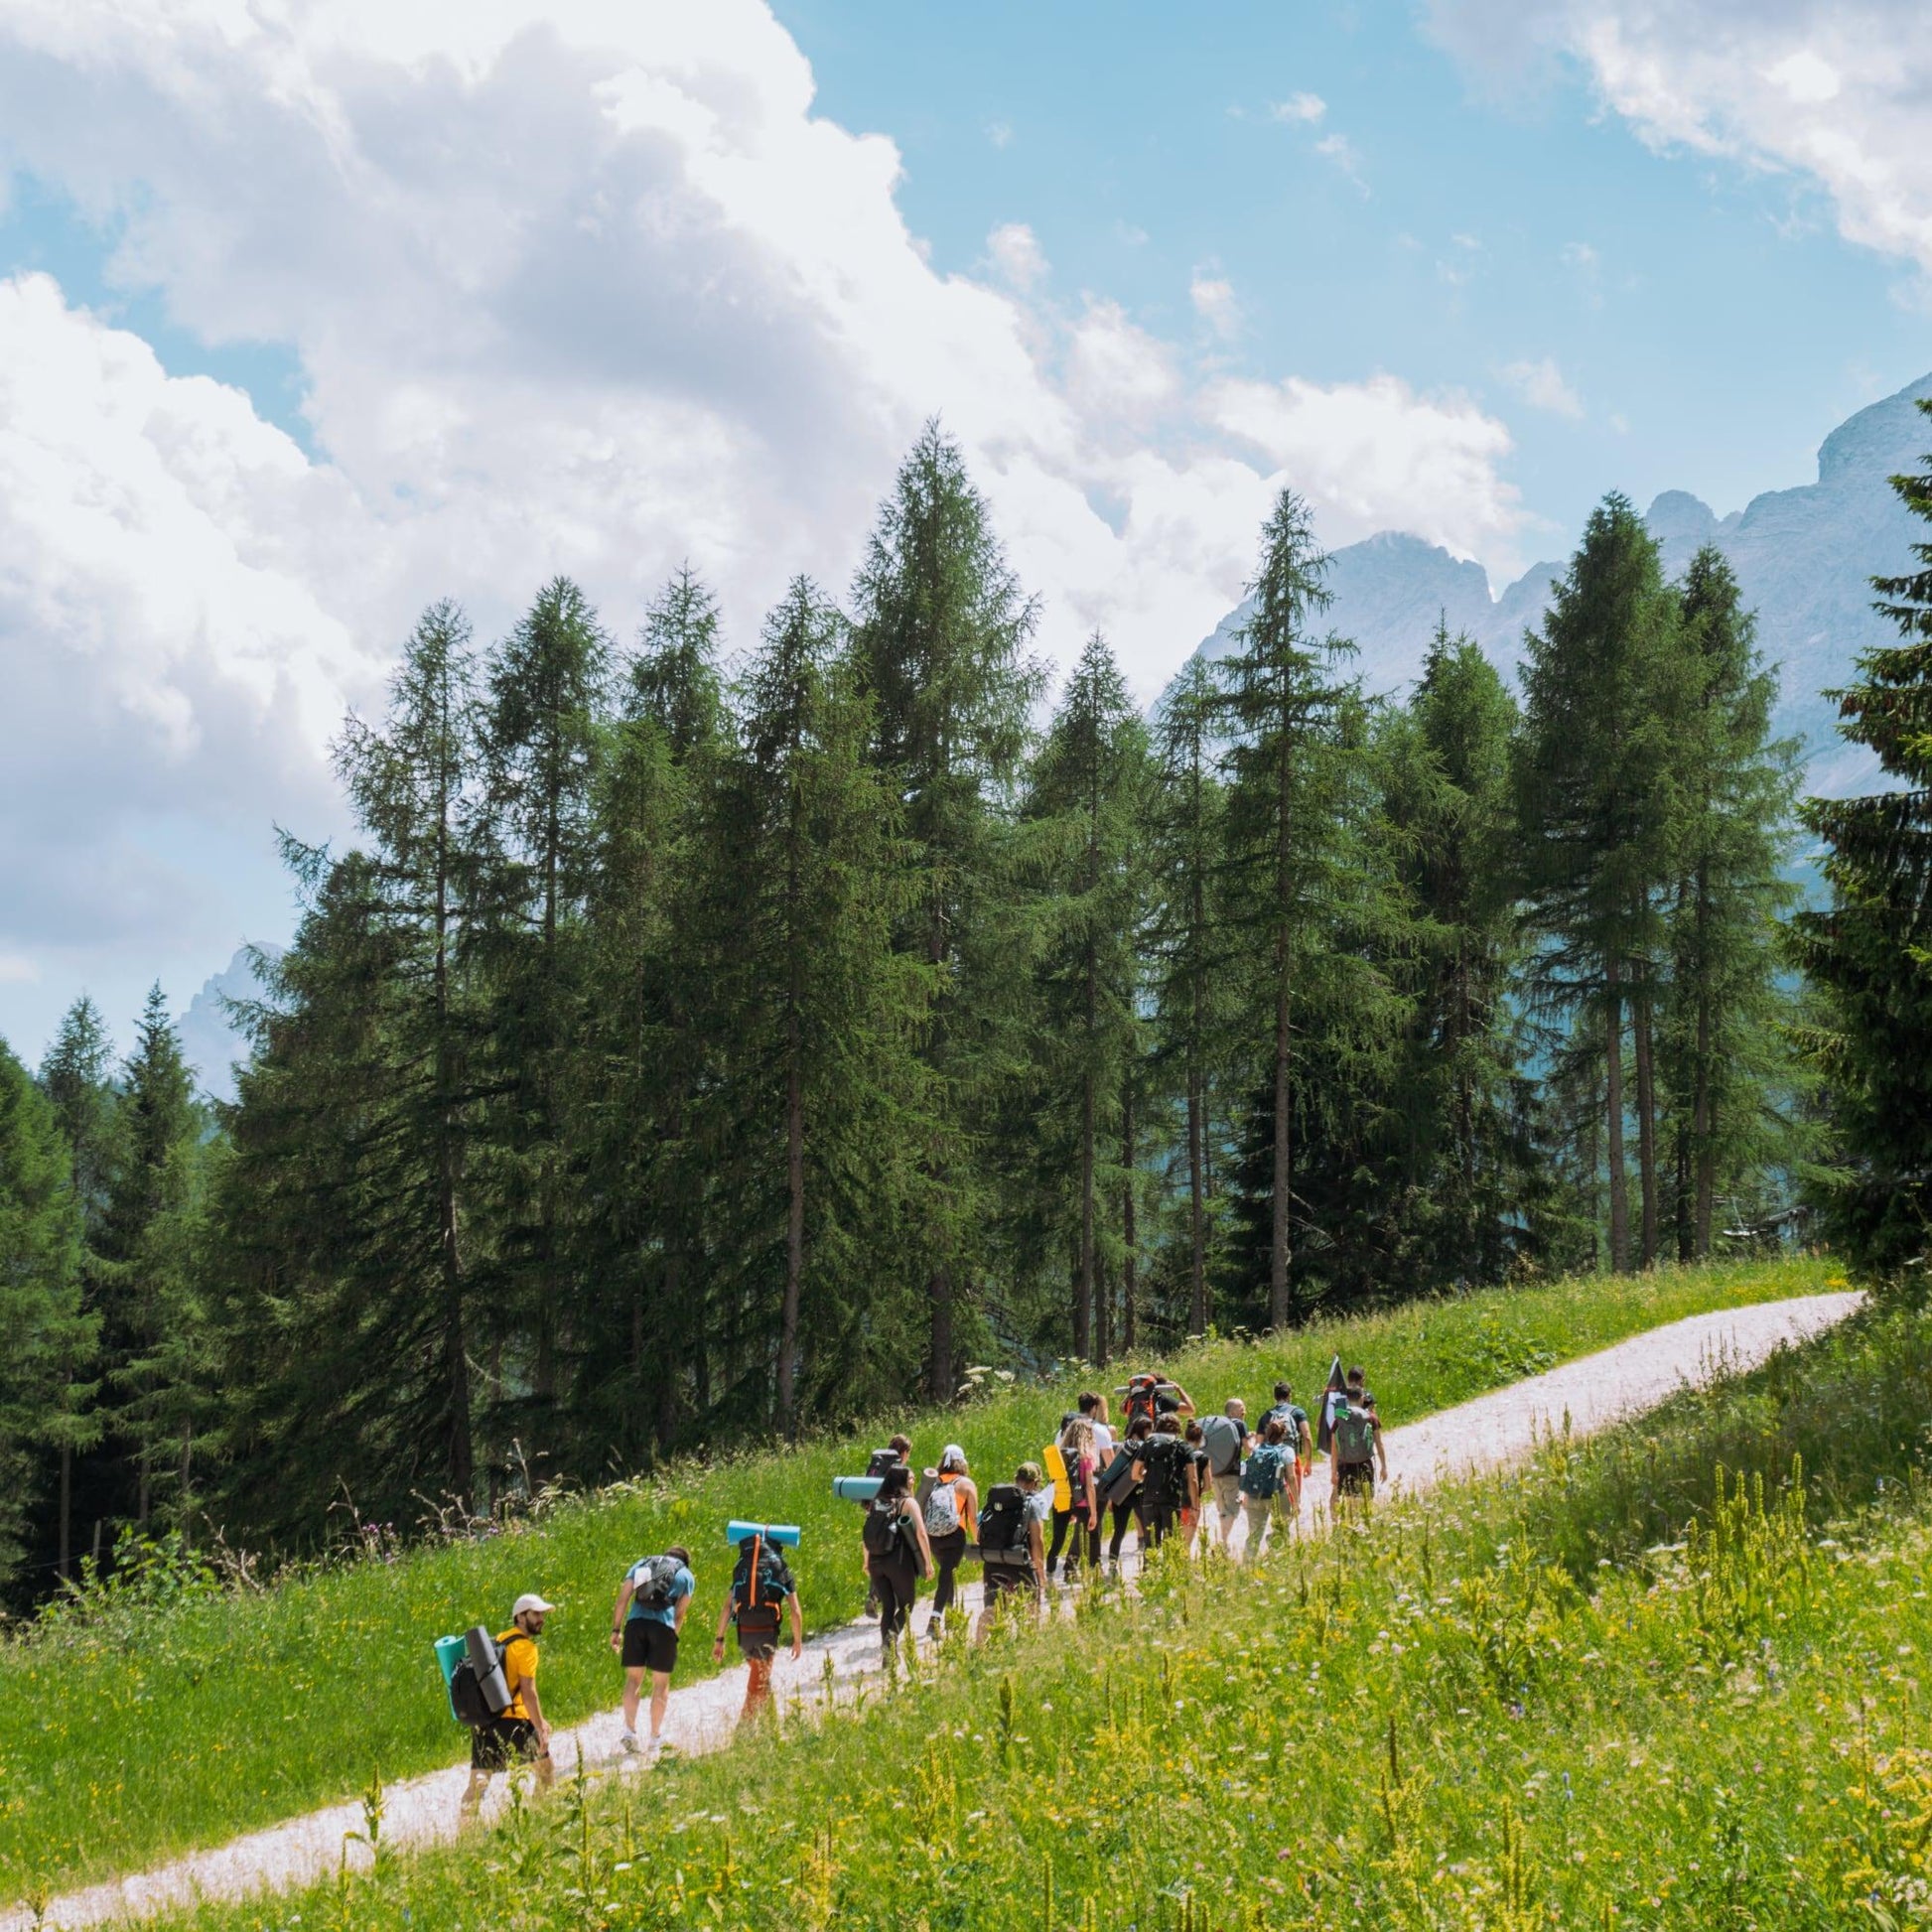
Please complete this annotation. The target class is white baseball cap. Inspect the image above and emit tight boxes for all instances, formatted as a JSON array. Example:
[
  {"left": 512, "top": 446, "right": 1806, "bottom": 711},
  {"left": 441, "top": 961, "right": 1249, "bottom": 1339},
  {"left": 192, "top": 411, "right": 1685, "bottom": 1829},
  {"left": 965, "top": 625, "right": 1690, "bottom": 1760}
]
[{"left": 512, "top": 1592, "right": 557, "bottom": 1617}]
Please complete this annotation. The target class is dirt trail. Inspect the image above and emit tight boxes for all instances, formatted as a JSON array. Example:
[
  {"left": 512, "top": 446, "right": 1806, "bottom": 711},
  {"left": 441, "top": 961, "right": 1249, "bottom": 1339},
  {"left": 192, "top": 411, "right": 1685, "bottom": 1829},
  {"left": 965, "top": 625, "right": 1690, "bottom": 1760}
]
[{"left": 10, "top": 1289, "right": 1860, "bottom": 1931}]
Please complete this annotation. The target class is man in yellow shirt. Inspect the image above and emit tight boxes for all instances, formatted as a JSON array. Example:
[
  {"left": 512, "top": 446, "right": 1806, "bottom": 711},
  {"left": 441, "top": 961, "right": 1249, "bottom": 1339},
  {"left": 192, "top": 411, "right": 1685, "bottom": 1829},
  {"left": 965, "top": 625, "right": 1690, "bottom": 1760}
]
[{"left": 461, "top": 1592, "right": 556, "bottom": 1825}]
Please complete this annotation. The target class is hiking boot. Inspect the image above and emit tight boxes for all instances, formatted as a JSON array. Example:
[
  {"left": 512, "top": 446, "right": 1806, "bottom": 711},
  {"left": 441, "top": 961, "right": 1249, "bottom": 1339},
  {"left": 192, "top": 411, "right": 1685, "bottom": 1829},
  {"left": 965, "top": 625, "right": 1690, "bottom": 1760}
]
[{"left": 621, "top": 1730, "right": 640, "bottom": 1755}]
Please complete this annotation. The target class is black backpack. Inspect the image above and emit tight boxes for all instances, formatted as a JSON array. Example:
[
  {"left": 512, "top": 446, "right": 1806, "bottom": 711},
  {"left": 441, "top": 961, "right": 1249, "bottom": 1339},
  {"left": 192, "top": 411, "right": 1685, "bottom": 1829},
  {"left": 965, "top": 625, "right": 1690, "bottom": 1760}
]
[
  {"left": 1096, "top": 1444, "right": 1141, "bottom": 1505},
  {"left": 732, "top": 1534, "right": 792, "bottom": 1634},
  {"left": 448, "top": 1630, "right": 503, "bottom": 1727},
  {"left": 977, "top": 1484, "right": 1032, "bottom": 1564},
  {"left": 630, "top": 1554, "right": 682, "bottom": 1612},
  {"left": 863, "top": 1496, "right": 906, "bottom": 1559},
  {"left": 866, "top": 1447, "right": 900, "bottom": 1479},
  {"left": 1123, "top": 1374, "right": 1162, "bottom": 1427},
  {"left": 1139, "top": 1436, "right": 1185, "bottom": 1509}
]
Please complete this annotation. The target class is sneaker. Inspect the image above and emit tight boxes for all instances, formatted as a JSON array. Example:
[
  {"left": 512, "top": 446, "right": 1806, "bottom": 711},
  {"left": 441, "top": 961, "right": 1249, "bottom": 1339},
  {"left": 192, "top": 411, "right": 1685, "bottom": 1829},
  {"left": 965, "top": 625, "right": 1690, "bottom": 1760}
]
[{"left": 621, "top": 1729, "right": 640, "bottom": 1755}]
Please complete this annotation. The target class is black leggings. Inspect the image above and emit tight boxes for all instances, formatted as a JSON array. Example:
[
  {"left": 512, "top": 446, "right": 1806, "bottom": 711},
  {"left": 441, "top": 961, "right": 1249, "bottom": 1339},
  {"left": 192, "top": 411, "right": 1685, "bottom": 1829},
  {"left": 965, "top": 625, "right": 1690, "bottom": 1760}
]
[
  {"left": 1140, "top": 1503, "right": 1176, "bottom": 1549},
  {"left": 873, "top": 1562, "right": 919, "bottom": 1657},
  {"left": 1048, "top": 1509, "right": 1098, "bottom": 1576},
  {"left": 929, "top": 1529, "right": 968, "bottom": 1615},
  {"left": 1107, "top": 1497, "right": 1138, "bottom": 1562}
]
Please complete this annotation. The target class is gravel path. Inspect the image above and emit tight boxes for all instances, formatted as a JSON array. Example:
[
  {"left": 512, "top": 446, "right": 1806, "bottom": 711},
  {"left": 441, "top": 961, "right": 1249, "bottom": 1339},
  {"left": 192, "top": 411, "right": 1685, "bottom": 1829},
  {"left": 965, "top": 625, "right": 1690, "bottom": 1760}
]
[{"left": 10, "top": 1289, "right": 1861, "bottom": 1931}]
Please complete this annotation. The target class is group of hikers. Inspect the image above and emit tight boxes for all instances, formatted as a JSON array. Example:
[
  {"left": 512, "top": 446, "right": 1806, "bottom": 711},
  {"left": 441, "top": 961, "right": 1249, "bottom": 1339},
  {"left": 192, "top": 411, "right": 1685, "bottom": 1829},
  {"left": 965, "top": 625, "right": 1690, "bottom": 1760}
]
[{"left": 458, "top": 1362, "right": 1389, "bottom": 1819}]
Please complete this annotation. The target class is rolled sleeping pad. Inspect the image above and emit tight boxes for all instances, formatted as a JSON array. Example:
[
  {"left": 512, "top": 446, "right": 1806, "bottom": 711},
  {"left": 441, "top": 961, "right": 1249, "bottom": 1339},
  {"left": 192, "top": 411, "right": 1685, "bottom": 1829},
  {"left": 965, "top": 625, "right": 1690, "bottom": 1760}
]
[
  {"left": 727, "top": 1520, "right": 802, "bottom": 1546},
  {"left": 465, "top": 1622, "right": 512, "bottom": 1715},
  {"left": 832, "top": 1475, "right": 883, "bottom": 1503}
]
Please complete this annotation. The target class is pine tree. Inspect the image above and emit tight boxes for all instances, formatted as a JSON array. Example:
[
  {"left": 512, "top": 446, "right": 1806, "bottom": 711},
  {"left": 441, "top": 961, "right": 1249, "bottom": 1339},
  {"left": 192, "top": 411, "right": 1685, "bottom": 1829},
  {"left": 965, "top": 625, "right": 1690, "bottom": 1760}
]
[
  {"left": 1662, "top": 548, "right": 1800, "bottom": 1258},
  {"left": 1216, "top": 486, "right": 1362, "bottom": 1327},
  {"left": 1150, "top": 659, "right": 1237, "bottom": 1335},
  {"left": 36, "top": 997, "right": 114, "bottom": 1576},
  {"left": 1024, "top": 634, "right": 1153, "bottom": 1361},
  {"left": 1516, "top": 495, "right": 1688, "bottom": 1271},
  {"left": 852, "top": 422, "right": 1042, "bottom": 1397},
  {"left": 0, "top": 1039, "right": 87, "bottom": 1597},
  {"left": 214, "top": 605, "right": 488, "bottom": 1534},
  {"left": 475, "top": 578, "right": 612, "bottom": 1456},
  {"left": 1792, "top": 399, "right": 1932, "bottom": 1273},
  {"left": 698, "top": 580, "right": 932, "bottom": 1433}
]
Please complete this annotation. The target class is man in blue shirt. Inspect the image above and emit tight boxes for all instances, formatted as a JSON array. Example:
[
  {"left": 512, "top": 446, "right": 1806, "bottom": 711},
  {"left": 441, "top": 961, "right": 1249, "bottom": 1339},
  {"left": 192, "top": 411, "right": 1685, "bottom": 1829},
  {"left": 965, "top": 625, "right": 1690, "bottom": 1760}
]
[{"left": 610, "top": 1544, "right": 695, "bottom": 1757}]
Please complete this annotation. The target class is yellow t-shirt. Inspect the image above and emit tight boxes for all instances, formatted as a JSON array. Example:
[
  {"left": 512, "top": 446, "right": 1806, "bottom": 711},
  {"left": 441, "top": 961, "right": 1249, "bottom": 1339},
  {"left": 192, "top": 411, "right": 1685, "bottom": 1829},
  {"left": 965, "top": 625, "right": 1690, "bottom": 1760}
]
[{"left": 497, "top": 1628, "right": 537, "bottom": 1722}]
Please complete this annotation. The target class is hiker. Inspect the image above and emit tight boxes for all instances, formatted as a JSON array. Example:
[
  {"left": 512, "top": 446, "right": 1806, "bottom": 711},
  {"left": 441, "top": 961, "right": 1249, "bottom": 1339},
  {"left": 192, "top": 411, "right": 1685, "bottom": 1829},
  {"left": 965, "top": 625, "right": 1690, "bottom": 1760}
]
[
  {"left": 460, "top": 1593, "right": 556, "bottom": 1824},
  {"left": 1136, "top": 1414, "right": 1196, "bottom": 1550},
  {"left": 1181, "top": 1420, "right": 1211, "bottom": 1554},
  {"left": 1198, "top": 1399, "right": 1249, "bottom": 1549},
  {"left": 923, "top": 1444, "right": 980, "bottom": 1634},
  {"left": 976, "top": 1462, "right": 1048, "bottom": 1636},
  {"left": 861, "top": 1463, "right": 934, "bottom": 1667},
  {"left": 1330, "top": 1373, "right": 1389, "bottom": 1509},
  {"left": 713, "top": 1533, "right": 803, "bottom": 1729},
  {"left": 860, "top": 1434, "right": 912, "bottom": 1617},
  {"left": 1262, "top": 1381, "right": 1312, "bottom": 1478},
  {"left": 1078, "top": 1389, "right": 1115, "bottom": 1461},
  {"left": 1046, "top": 1416, "right": 1099, "bottom": 1581},
  {"left": 1101, "top": 1414, "right": 1151, "bottom": 1568},
  {"left": 1121, "top": 1370, "right": 1196, "bottom": 1429},
  {"left": 612, "top": 1544, "right": 695, "bottom": 1756},
  {"left": 1238, "top": 1416, "right": 1299, "bottom": 1560}
]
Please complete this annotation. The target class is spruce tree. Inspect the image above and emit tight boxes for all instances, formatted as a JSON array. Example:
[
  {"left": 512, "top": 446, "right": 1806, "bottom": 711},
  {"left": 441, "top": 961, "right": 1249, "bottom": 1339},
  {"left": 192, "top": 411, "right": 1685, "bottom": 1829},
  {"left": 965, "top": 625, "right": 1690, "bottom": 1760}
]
[
  {"left": 852, "top": 422, "right": 1042, "bottom": 1397},
  {"left": 0, "top": 1040, "right": 86, "bottom": 1597},
  {"left": 1516, "top": 495, "right": 1688, "bottom": 1271},
  {"left": 1662, "top": 548, "right": 1800, "bottom": 1257},
  {"left": 1024, "top": 634, "right": 1153, "bottom": 1361},
  {"left": 1792, "top": 400, "right": 1932, "bottom": 1272},
  {"left": 1216, "top": 487, "right": 1361, "bottom": 1326}
]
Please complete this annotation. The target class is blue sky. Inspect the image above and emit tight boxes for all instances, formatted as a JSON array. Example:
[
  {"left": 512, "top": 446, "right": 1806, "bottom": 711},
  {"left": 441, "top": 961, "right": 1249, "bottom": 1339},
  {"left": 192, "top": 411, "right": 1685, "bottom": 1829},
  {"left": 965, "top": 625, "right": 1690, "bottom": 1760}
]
[{"left": 0, "top": 0, "right": 1926, "bottom": 1069}]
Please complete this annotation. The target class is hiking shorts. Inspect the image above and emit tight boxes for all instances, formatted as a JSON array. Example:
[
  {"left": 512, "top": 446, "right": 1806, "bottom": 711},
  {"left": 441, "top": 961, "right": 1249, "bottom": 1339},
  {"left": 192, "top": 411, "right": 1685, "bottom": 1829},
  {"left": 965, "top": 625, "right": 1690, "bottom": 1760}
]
[
  {"left": 471, "top": 1717, "right": 544, "bottom": 1771},
  {"left": 1211, "top": 1471, "right": 1242, "bottom": 1520},
  {"left": 623, "top": 1617, "right": 679, "bottom": 1673},
  {"left": 983, "top": 1560, "right": 1037, "bottom": 1605},
  {"left": 1335, "top": 1463, "right": 1375, "bottom": 1499},
  {"left": 735, "top": 1608, "right": 782, "bottom": 1662}
]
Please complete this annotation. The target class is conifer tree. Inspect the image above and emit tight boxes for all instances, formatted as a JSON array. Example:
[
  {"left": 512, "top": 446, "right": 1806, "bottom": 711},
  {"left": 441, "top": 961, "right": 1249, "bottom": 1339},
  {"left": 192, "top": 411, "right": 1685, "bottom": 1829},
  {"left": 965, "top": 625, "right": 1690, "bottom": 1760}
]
[
  {"left": 0, "top": 1040, "right": 85, "bottom": 1596},
  {"left": 1792, "top": 400, "right": 1932, "bottom": 1272},
  {"left": 698, "top": 580, "right": 932, "bottom": 1432},
  {"left": 852, "top": 422, "right": 1042, "bottom": 1397},
  {"left": 1662, "top": 548, "right": 1800, "bottom": 1258},
  {"left": 1025, "top": 634, "right": 1152, "bottom": 1360},
  {"left": 475, "top": 578, "right": 612, "bottom": 1452},
  {"left": 1516, "top": 495, "right": 1688, "bottom": 1270},
  {"left": 1217, "top": 487, "right": 1361, "bottom": 1327}
]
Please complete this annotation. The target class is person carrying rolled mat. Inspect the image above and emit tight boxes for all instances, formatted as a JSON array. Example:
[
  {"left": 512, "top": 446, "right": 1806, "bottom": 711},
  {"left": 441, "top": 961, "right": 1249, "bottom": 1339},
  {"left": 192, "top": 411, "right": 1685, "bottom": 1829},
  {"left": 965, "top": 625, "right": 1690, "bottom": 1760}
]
[
  {"left": 1046, "top": 1416, "right": 1100, "bottom": 1581},
  {"left": 1103, "top": 1415, "right": 1153, "bottom": 1569},
  {"left": 975, "top": 1462, "right": 1048, "bottom": 1638},
  {"left": 612, "top": 1544, "right": 695, "bottom": 1758},
  {"left": 1198, "top": 1399, "right": 1250, "bottom": 1551},
  {"left": 713, "top": 1534, "right": 803, "bottom": 1729},
  {"left": 1136, "top": 1414, "right": 1194, "bottom": 1550},
  {"left": 861, "top": 1463, "right": 933, "bottom": 1668},
  {"left": 922, "top": 1443, "right": 979, "bottom": 1635},
  {"left": 461, "top": 1593, "right": 556, "bottom": 1825}
]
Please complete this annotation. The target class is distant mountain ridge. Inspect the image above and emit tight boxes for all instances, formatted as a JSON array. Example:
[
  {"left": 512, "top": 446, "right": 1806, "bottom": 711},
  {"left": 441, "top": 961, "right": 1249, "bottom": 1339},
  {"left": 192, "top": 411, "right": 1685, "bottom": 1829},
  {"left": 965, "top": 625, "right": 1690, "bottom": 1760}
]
[
  {"left": 176, "top": 945, "right": 279, "bottom": 1103},
  {"left": 1191, "top": 372, "right": 1932, "bottom": 797}
]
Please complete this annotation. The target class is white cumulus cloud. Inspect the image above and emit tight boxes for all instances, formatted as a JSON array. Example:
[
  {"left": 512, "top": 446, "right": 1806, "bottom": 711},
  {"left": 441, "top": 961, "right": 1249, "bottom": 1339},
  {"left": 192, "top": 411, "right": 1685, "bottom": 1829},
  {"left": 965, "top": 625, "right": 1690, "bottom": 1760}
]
[{"left": 1500, "top": 354, "right": 1586, "bottom": 418}]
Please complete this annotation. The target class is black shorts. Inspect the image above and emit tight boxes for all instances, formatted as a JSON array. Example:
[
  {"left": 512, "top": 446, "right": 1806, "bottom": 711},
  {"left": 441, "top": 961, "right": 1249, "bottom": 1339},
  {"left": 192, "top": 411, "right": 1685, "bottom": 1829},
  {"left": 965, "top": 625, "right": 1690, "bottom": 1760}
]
[
  {"left": 735, "top": 1606, "right": 783, "bottom": 1661},
  {"left": 984, "top": 1559, "right": 1036, "bottom": 1601},
  {"left": 622, "top": 1617, "right": 679, "bottom": 1673},
  {"left": 1336, "top": 1463, "right": 1375, "bottom": 1498},
  {"left": 471, "top": 1716, "right": 543, "bottom": 1771}
]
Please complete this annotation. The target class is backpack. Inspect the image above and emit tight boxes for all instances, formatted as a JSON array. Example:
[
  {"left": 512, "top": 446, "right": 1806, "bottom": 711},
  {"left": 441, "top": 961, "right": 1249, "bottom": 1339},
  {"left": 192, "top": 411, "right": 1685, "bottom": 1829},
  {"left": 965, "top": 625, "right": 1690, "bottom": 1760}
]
[
  {"left": 1266, "top": 1403, "right": 1311, "bottom": 1455},
  {"left": 1139, "top": 1436, "right": 1186, "bottom": 1510},
  {"left": 1096, "top": 1444, "right": 1141, "bottom": 1506},
  {"left": 863, "top": 1496, "right": 907, "bottom": 1560},
  {"left": 448, "top": 1627, "right": 509, "bottom": 1727},
  {"left": 866, "top": 1447, "right": 900, "bottom": 1479},
  {"left": 1123, "top": 1374, "right": 1163, "bottom": 1427},
  {"left": 629, "top": 1554, "right": 682, "bottom": 1612},
  {"left": 1333, "top": 1405, "right": 1376, "bottom": 1466},
  {"left": 1200, "top": 1414, "right": 1245, "bottom": 1476},
  {"left": 977, "top": 1484, "right": 1032, "bottom": 1565},
  {"left": 1240, "top": 1443, "right": 1291, "bottom": 1499},
  {"left": 732, "top": 1534, "right": 792, "bottom": 1635},
  {"left": 925, "top": 1476, "right": 963, "bottom": 1537}
]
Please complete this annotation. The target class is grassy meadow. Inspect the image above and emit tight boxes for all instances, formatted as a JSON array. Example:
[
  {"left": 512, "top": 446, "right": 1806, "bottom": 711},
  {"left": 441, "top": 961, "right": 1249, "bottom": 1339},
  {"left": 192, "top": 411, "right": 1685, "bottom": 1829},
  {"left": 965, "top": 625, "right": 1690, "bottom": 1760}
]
[
  {"left": 0, "top": 1255, "right": 1838, "bottom": 1901},
  {"left": 150, "top": 1276, "right": 1932, "bottom": 1932}
]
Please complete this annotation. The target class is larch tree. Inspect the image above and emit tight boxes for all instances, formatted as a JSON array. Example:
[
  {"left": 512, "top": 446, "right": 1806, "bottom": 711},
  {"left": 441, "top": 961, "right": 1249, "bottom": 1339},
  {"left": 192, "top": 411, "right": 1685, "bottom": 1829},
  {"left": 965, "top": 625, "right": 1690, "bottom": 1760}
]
[{"left": 852, "top": 422, "right": 1041, "bottom": 1399}]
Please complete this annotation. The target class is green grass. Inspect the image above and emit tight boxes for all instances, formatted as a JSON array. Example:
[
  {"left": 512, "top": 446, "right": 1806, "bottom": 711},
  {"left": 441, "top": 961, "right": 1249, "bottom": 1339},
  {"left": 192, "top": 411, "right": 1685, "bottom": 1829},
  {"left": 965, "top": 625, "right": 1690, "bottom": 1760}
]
[
  {"left": 145, "top": 1269, "right": 1932, "bottom": 1932},
  {"left": 0, "top": 1255, "right": 1839, "bottom": 1901}
]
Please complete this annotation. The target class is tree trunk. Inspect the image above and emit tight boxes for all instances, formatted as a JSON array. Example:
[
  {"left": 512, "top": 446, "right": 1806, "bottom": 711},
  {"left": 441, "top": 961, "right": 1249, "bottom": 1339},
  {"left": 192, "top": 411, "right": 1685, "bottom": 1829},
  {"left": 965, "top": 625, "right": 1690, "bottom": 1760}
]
[
  {"left": 1270, "top": 941, "right": 1293, "bottom": 1329},
  {"left": 928, "top": 1266, "right": 953, "bottom": 1402},
  {"left": 1075, "top": 1071, "right": 1094, "bottom": 1362},
  {"left": 1604, "top": 965, "right": 1630, "bottom": 1274},
  {"left": 1121, "top": 1081, "right": 1138, "bottom": 1356},
  {"left": 58, "top": 1444, "right": 70, "bottom": 1581},
  {"left": 434, "top": 791, "right": 473, "bottom": 1505},
  {"left": 1186, "top": 1058, "right": 1207, "bottom": 1335},
  {"left": 1634, "top": 975, "right": 1659, "bottom": 1269},
  {"left": 1692, "top": 863, "right": 1716, "bottom": 1259},
  {"left": 778, "top": 1011, "right": 805, "bottom": 1438}
]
